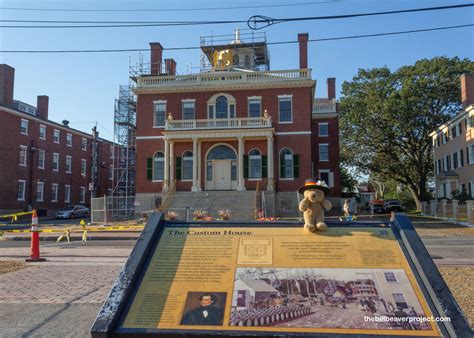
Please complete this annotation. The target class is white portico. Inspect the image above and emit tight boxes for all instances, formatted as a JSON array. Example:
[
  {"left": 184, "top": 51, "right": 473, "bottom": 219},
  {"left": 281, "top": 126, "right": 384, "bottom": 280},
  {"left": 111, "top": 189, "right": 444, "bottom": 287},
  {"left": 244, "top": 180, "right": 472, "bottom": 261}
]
[{"left": 161, "top": 125, "right": 274, "bottom": 192}]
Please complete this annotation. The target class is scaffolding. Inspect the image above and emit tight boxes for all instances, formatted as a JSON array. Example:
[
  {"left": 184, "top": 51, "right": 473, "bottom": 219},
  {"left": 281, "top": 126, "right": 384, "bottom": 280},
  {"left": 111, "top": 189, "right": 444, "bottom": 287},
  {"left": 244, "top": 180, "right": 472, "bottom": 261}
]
[{"left": 112, "top": 82, "right": 136, "bottom": 199}]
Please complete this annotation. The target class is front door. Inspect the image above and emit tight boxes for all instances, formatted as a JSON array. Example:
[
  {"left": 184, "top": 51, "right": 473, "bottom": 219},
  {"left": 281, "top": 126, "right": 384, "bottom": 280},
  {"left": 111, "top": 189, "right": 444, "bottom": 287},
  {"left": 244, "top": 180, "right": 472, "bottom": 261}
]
[{"left": 214, "top": 160, "right": 231, "bottom": 190}]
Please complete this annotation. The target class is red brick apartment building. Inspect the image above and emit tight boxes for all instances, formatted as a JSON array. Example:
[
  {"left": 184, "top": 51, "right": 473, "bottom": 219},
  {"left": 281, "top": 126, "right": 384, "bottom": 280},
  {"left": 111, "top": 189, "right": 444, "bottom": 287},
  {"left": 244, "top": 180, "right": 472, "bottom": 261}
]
[
  {"left": 133, "top": 31, "right": 340, "bottom": 216},
  {"left": 0, "top": 64, "right": 115, "bottom": 214}
]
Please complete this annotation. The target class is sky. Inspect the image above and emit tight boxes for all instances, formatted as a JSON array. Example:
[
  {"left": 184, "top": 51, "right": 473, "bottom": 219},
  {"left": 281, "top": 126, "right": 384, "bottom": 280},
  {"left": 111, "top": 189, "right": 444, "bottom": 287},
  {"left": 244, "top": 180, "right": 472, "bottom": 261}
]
[{"left": 0, "top": 0, "right": 473, "bottom": 141}]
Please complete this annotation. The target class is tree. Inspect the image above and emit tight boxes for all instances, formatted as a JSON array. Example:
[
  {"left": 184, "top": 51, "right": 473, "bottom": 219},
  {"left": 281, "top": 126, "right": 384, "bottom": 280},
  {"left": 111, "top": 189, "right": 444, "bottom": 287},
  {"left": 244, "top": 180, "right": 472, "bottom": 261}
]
[
  {"left": 340, "top": 166, "right": 357, "bottom": 196},
  {"left": 340, "top": 57, "right": 474, "bottom": 210}
]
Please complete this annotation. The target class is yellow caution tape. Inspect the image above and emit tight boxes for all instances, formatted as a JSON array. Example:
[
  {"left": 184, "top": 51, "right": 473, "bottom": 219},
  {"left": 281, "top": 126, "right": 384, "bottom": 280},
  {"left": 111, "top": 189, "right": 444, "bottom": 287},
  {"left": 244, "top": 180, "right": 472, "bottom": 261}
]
[
  {"left": 3, "top": 225, "right": 144, "bottom": 233},
  {"left": 0, "top": 211, "right": 34, "bottom": 220}
]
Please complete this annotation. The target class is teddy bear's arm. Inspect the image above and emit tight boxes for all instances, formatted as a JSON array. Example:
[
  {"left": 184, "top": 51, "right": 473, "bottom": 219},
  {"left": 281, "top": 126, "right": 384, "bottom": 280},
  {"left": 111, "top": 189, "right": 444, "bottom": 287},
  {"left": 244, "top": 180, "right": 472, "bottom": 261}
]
[
  {"left": 299, "top": 198, "right": 310, "bottom": 212},
  {"left": 322, "top": 199, "right": 332, "bottom": 211}
]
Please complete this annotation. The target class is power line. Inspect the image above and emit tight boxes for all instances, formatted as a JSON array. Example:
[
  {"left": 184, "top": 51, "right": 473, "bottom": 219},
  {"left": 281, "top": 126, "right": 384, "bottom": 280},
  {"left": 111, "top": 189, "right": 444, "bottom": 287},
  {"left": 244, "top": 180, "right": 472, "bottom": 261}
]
[
  {"left": 0, "top": 1, "right": 339, "bottom": 12},
  {"left": 0, "top": 24, "right": 472, "bottom": 53},
  {"left": 0, "top": 3, "right": 472, "bottom": 29}
]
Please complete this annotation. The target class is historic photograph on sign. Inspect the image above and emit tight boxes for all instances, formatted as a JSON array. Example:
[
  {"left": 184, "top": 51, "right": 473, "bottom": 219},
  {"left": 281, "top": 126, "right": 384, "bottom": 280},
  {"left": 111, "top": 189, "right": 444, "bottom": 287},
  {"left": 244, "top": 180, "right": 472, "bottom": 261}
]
[
  {"left": 229, "top": 268, "right": 432, "bottom": 331},
  {"left": 180, "top": 292, "right": 227, "bottom": 326}
]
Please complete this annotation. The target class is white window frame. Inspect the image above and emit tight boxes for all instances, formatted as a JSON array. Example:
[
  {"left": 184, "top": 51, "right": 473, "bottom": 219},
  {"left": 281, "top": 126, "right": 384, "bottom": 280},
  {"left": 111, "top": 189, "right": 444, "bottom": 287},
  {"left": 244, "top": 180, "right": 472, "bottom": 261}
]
[
  {"left": 36, "top": 181, "right": 44, "bottom": 202},
  {"left": 278, "top": 95, "right": 293, "bottom": 124},
  {"left": 81, "top": 159, "right": 87, "bottom": 176},
  {"left": 384, "top": 272, "right": 398, "bottom": 283},
  {"left": 64, "top": 185, "right": 71, "bottom": 203},
  {"left": 152, "top": 151, "right": 165, "bottom": 182},
  {"left": 319, "top": 143, "right": 329, "bottom": 162},
  {"left": 207, "top": 93, "right": 236, "bottom": 119},
  {"left": 181, "top": 151, "right": 193, "bottom": 181},
  {"left": 248, "top": 148, "right": 262, "bottom": 180},
  {"left": 318, "top": 123, "right": 329, "bottom": 137},
  {"left": 53, "top": 129, "right": 60, "bottom": 144},
  {"left": 153, "top": 100, "right": 167, "bottom": 128},
  {"left": 80, "top": 187, "right": 86, "bottom": 203},
  {"left": 20, "top": 119, "right": 28, "bottom": 135},
  {"left": 51, "top": 183, "right": 59, "bottom": 202},
  {"left": 66, "top": 133, "right": 73, "bottom": 147},
  {"left": 39, "top": 125, "right": 46, "bottom": 140},
  {"left": 17, "top": 180, "right": 26, "bottom": 201},
  {"left": 247, "top": 96, "right": 262, "bottom": 118},
  {"left": 38, "top": 149, "right": 45, "bottom": 169},
  {"left": 82, "top": 138, "right": 87, "bottom": 151},
  {"left": 181, "top": 99, "right": 196, "bottom": 120},
  {"left": 469, "top": 144, "right": 474, "bottom": 165},
  {"left": 66, "top": 155, "right": 72, "bottom": 173},
  {"left": 52, "top": 153, "right": 59, "bottom": 172},
  {"left": 279, "top": 148, "right": 294, "bottom": 180},
  {"left": 318, "top": 169, "right": 334, "bottom": 187},
  {"left": 19, "top": 145, "right": 28, "bottom": 166}
]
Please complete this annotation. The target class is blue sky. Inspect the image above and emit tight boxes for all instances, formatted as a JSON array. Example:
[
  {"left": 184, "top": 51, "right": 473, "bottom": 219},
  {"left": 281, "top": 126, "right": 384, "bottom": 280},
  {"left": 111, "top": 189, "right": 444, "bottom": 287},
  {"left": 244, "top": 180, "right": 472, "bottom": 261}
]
[{"left": 1, "top": 0, "right": 473, "bottom": 140}]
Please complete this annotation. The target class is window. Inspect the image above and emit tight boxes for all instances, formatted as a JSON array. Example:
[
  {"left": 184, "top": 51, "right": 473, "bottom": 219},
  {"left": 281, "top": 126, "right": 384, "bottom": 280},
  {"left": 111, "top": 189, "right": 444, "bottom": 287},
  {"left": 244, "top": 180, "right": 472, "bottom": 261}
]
[
  {"left": 38, "top": 149, "right": 45, "bottom": 169},
  {"left": 453, "top": 152, "right": 458, "bottom": 169},
  {"left": 245, "top": 55, "right": 251, "bottom": 68},
  {"left": 318, "top": 123, "right": 329, "bottom": 137},
  {"left": 233, "top": 54, "right": 239, "bottom": 66},
  {"left": 182, "top": 101, "right": 195, "bottom": 120},
  {"left": 52, "top": 153, "right": 59, "bottom": 171},
  {"left": 36, "top": 182, "right": 44, "bottom": 202},
  {"left": 154, "top": 101, "right": 166, "bottom": 127},
  {"left": 66, "top": 133, "right": 72, "bottom": 147},
  {"left": 231, "top": 160, "right": 237, "bottom": 180},
  {"left": 457, "top": 122, "right": 462, "bottom": 135},
  {"left": 182, "top": 151, "right": 193, "bottom": 180},
  {"left": 108, "top": 188, "right": 113, "bottom": 196},
  {"left": 64, "top": 185, "right": 71, "bottom": 203},
  {"left": 206, "top": 161, "right": 212, "bottom": 181},
  {"left": 82, "top": 138, "right": 87, "bottom": 151},
  {"left": 392, "top": 293, "right": 405, "bottom": 302},
  {"left": 469, "top": 144, "right": 474, "bottom": 164},
  {"left": 216, "top": 96, "right": 228, "bottom": 119},
  {"left": 248, "top": 98, "right": 261, "bottom": 118},
  {"left": 65, "top": 155, "right": 72, "bottom": 173},
  {"left": 319, "top": 171, "right": 329, "bottom": 186},
  {"left": 110, "top": 144, "right": 114, "bottom": 158},
  {"left": 319, "top": 144, "right": 329, "bottom": 161},
  {"left": 20, "top": 119, "right": 28, "bottom": 135},
  {"left": 39, "top": 125, "right": 46, "bottom": 139},
  {"left": 451, "top": 125, "right": 457, "bottom": 138},
  {"left": 18, "top": 180, "right": 26, "bottom": 201},
  {"left": 53, "top": 129, "right": 60, "bottom": 143},
  {"left": 81, "top": 159, "right": 87, "bottom": 176},
  {"left": 459, "top": 149, "right": 464, "bottom": 167},
  {"left": 80, "top": 187, "right": 86, "bottom": 203},
  {"left": 109, "top": 165, "right": 113, "bottom": 180},
  {"left": 280, "top": 148, "right": 293, "bottom": 179},
  {"left": 249, "top": 149, "right": 262, "bottom": 179},
  {"left": 278, "top": 96, "right": 292, "bottom": 123},
  {"left": 19, "top": 145, "right": 28, "bottom": 166},
  {"left": 153, "top": 152, "right": 165, "bottom": 181},
  {"left": 51, "top": 183, "right": 59, "bottom": 202},
  {"left": 384, "top": 272, "right": 398, "bottom": 283}
]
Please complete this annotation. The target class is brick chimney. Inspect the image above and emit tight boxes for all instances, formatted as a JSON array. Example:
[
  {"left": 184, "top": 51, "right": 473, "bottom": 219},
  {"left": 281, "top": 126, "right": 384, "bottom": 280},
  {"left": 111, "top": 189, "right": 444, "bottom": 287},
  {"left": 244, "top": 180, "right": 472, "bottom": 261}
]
[
  {"left": 461, "top": 73, "right": 474, "bottom": 109},
  {"left": 298, "top": 33, "right": 309, "bottom": 69},
  {"left": 165, "top": 58, "right": 177, "bottom": 76},
  {"left": 0, "top": 64, "right": 15, "bottom": 108},
  {"left": 37, "top": 95, "right": 49, "bottom": 120},
  {"left": 150, "top": 42, "right": 163, "bottom": 75},
  {"left": 327, "top": 78, "right": 336, "bottom": 100}
]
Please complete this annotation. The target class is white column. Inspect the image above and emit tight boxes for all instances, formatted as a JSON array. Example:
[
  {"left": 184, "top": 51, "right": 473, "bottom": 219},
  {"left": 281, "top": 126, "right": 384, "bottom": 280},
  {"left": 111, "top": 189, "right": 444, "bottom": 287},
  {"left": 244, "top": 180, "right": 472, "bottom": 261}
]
[
  {"left": 441, "top": 199, "right": 447, "bottom": 219},
  {"left": 196, "top": 141, "right": 202, "bottom": 191},
  {"left": 430, "top": 199, "right": 437, "bottom": 217},
  {"left": 452, "top": 199, "right": 459, "bottom": 221},
  {"left": 267, "top": 136, "right": 274, "bottom": 191},
  {"left": 466, "top": 200, "right": 474, "bottom": 225},
  {"left": 169, "top": 141, "right": 174, "bottom": 187},
  {"left": 237, "top": 136, "right": 246, "bottom": 191},
  {"left": 192, "top": 138, "right": 198, "bottom": 192},
  {"left": 163, "top": 139, "right": 169, "bottom": 192}
]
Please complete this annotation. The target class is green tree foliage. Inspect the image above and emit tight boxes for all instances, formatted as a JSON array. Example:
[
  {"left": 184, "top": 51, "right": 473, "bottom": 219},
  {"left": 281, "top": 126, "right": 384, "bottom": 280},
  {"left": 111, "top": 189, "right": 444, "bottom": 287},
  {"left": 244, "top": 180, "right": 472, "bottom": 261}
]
[
  {"left": 340, "top": 166, "right": 357, "bottom": 196},
  {"left": 340, "top": 57, "right": 474, "bottom": 210}
]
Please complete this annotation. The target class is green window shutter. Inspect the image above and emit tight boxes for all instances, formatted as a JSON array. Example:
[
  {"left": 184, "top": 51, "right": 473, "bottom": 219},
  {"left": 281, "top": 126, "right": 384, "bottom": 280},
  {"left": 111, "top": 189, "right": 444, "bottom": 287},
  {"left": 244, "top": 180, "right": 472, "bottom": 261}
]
[
  {"left": 147, "top": 157, "right": 153, "bottom": 181},
  {"left": 176, "top": 157, "right": 182, "bottom": 180},
  {"left": 261, "top": 155, "right": 268, "bottom": 178},
  {"left": 467, "top": 147, "right": 470, "bottom": 165},
  {"left": 243, "top": 155, "right": 249, "bottom": 179},
  {"left": 293, "top": 154, "right": 300, "bottom": 178},
  {"left": 280, "top": 152, "right": 285, "bottom": 179}
]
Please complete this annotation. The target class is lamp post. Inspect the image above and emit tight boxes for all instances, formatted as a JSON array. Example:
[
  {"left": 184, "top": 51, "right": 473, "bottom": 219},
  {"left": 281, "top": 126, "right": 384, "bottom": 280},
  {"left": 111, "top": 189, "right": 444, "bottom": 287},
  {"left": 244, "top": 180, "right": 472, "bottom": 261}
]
[{"left": 28, "top": 140, "right": 37, "bottom": 211}]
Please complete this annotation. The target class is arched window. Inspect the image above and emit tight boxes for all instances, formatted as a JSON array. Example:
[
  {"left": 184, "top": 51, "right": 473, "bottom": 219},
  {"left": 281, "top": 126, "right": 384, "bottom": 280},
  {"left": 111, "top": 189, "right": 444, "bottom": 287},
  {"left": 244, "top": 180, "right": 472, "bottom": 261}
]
[
  {"left": 207, "top": 145, "right": 237, "bottom": 160},
  {"left": 182, "top": 151, "right": 193, "bottom": 180},
  {"left": 215, "top": 96, "right": 228, "bottom": 119},
  {"left": 280, "top": 148, "right": 293, "bottom": 179},
  {"left": 245, "top": 55, "right": 251, "bottom": 68},
  {"left": 249, "top": 149, "right": 262, "bottom": 179},
  {"left": 153, "top": 152, "right": 164, "bottom": 181},
  {"left": 233, "top": 54, "right": 239, "bottom": 66}
]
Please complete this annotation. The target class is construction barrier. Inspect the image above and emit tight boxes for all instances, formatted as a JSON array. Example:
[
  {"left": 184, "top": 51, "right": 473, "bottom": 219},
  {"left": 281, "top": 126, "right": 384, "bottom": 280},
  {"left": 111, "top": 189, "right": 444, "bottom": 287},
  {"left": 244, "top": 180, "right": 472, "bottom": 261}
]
[
  {"left": 25, "top": 210, "right": 46, "bottom": 262},
  {"left": 0, "top": 210, "right": 35, "bottom": 222}
]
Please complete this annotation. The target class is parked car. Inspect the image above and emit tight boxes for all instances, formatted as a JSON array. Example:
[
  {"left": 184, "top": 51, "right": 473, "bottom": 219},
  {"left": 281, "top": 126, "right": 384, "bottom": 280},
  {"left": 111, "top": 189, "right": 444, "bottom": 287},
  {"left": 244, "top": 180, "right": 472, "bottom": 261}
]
[
  {"left": 372, "top": 203, "right": 386, "bottom": 214},
  {"left": 383, "top": 200, "right": 405, "bottom": 212},
  {"left": 56, "top": 205, "right": 90, "bottom": 219}
]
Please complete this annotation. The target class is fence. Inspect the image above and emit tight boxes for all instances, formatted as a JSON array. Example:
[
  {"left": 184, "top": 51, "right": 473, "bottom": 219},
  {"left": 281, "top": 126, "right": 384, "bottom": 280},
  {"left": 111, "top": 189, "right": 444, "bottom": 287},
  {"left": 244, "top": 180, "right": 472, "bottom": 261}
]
[
  {"left": 421, "top": 199, "right": 474, "bottom": 225},
  {"left": 91, "top": 196, "right": 136, "bottom": 223}
]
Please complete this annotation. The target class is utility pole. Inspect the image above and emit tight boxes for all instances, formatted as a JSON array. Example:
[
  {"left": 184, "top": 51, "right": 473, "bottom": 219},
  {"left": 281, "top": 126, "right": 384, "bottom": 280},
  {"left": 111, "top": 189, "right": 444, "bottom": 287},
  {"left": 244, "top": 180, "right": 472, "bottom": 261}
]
[
  {"left": 91, "top": 125, "right": 98, "bottom": 199},
  {"left": 27, "top": 140, "right": 37, "bottom": 211}
]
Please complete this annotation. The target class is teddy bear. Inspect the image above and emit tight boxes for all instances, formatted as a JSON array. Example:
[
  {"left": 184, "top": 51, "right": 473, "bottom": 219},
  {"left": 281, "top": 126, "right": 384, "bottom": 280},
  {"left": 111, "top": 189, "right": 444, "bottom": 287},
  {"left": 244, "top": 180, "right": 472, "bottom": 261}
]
[{"left": 298, "top": 179, "right": 332, "bottom": 232}]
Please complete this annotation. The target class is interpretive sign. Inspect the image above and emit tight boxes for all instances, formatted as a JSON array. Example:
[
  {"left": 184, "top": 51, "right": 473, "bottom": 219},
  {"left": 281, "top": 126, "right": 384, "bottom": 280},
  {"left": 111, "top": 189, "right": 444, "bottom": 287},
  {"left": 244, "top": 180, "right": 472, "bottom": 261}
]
[{"left": 91, "top": 213, "right": 471, "bottom": 337}]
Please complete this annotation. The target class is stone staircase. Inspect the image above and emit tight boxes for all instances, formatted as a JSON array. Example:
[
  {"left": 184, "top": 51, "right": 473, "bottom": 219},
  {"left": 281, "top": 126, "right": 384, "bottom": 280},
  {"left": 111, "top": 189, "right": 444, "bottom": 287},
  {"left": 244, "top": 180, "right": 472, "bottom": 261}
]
[{"left": 167, "top": 191, "right": 259, "bottom": 221}]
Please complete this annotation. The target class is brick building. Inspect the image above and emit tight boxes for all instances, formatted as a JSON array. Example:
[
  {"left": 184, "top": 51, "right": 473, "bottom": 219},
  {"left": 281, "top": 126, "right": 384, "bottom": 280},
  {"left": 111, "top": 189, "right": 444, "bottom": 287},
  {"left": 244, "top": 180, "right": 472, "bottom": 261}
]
[
  {"left": 430, "top": 73, "right": 474, "bottom": 199},
  {"left": 0, "top": 64, "right": 115, "bottom": 214},
  {"left": 132, "top": 31, "right": 340, "bottom": 216}
]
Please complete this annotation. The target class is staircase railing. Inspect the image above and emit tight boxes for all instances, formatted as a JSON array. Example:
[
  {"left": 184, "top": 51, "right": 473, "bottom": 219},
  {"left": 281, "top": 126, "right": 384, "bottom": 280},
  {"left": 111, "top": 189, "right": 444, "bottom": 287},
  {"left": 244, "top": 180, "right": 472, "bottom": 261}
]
[{"left": 158, "top": 180, "right": 176, "bottom": 212}]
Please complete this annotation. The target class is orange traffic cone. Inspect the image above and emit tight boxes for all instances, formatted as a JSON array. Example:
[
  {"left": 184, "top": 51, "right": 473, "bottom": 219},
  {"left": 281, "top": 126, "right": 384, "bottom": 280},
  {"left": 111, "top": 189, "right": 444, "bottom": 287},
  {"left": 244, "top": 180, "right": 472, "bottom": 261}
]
[{"left": 25, "top": 210, "right": 46, "bottom": 262}]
